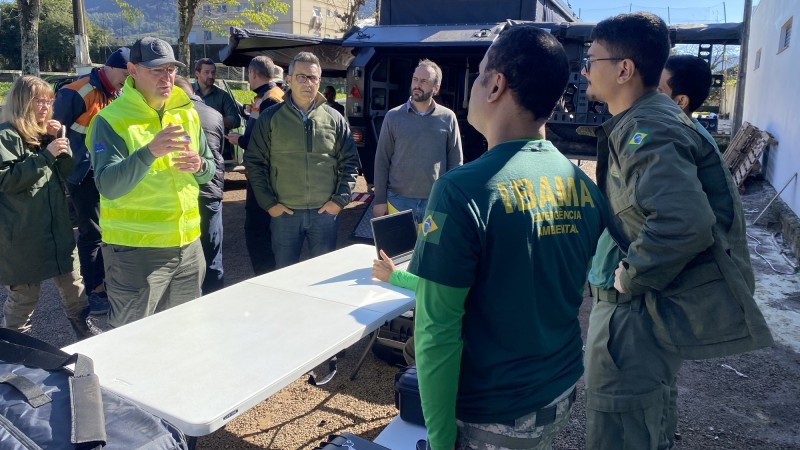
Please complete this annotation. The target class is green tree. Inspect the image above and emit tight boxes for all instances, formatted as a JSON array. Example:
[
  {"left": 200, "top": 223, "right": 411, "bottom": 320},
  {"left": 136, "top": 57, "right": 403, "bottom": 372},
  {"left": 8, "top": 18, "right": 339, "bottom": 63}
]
[
  {"left": 17, "top": 0, "right": 41, "bottom": 75},
  {"left": 183, "top": 1, "right": 288, "bottom": 71},
  {"left": 113, "top": 0, "right": 144, "bottom": 26},
  {"left": 0, "top": 0, "right": 111, "bottom": 72},
  {"left": 0, "top": 3, "right": 22, "bottom": 70},
  {"left": 336, "top": 0, "right": 366, "bottom": 32}
]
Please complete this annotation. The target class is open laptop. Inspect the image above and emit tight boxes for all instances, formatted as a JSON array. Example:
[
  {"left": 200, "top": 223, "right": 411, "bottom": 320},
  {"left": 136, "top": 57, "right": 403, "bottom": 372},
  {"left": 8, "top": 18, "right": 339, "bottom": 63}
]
[{"left": 370, "top": 209, "right": 418, "bottom": 265}]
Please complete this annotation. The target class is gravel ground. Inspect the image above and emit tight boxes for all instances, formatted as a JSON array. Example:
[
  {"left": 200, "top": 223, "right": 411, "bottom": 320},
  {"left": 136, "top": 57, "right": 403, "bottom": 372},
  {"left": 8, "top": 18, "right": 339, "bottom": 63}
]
[{"left": 2, "top": 169, "right": 799, "bottom": 449}]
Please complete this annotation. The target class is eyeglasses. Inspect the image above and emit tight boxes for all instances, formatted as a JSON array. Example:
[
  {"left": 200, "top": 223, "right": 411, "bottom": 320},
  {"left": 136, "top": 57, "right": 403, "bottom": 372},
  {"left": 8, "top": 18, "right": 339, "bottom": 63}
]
[
  {"left": 33, "top": 98, "right": 53, "bottom": 107},
  {"left": 293, "top": 74, "right": 320, "bottom": 85},
  {"left": 582, "top": 57, "right": 625, "bottom": 73},
  {"left": 139, "top": 65, "right": 178, "bottom": 77}
]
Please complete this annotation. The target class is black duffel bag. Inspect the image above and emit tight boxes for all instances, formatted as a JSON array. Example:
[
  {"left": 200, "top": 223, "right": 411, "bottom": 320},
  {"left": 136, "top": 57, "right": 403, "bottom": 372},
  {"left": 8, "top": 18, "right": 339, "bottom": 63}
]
[{"left": 0, "top": 328, "right": 188, "bottom": 449}]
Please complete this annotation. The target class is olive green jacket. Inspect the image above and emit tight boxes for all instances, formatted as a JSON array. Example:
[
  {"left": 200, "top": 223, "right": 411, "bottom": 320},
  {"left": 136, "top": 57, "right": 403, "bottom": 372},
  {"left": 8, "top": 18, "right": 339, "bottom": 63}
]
[
  {"left": 0, "top": 123, "right": 77, "bottom": 285},
  {"left": 244, "top": 92, "right": 359, "bottom": 211},
  {"left": 596, "top": 92, "right": 773, "bottom": 359}
]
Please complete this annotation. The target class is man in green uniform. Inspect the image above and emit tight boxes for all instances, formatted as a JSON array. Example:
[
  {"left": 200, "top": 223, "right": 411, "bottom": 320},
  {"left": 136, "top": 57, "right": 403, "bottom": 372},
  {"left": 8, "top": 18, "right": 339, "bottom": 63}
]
[
  {"left": 582, "top": 13, "right": 773, "bottom": 450},
  {"left": 408, "top": 25, "right": 607, "bottom": 450}
]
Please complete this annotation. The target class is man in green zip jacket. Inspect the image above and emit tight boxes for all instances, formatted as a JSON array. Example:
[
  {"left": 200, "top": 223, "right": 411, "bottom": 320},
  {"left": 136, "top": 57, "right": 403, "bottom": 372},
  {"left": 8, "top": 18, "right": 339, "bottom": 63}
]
[
  {"left": 582, "top": 13, "right": 773, "bottom": 450},
  {"left": 245, "top": 51, "right": 359, "bottom": 269}
]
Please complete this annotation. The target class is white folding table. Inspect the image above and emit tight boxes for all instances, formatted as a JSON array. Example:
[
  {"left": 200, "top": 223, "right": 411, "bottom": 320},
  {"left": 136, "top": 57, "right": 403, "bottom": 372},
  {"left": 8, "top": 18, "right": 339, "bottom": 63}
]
[{"left": 63, "top": 244, "right": 415, "bottom": 438}]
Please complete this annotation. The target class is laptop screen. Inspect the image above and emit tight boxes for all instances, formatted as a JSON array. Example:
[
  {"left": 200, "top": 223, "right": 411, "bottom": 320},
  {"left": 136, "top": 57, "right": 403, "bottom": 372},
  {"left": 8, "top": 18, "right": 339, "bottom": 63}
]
[{"left": 371, "top": 210, "right": 418, "bottom": 261}]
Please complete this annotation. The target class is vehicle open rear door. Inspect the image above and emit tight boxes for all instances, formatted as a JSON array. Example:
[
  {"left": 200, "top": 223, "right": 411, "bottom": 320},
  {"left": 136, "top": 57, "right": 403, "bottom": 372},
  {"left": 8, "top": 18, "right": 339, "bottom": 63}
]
[{"left": 220, "top": 27, "right": 354, "bottom": 76}]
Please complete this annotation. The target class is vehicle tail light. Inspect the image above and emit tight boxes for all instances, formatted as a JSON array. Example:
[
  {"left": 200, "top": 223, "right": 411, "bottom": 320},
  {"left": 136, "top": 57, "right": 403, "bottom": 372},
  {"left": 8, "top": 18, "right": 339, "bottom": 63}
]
[{"left": 351, "top": 129, "right": 365, "bottom": 144}]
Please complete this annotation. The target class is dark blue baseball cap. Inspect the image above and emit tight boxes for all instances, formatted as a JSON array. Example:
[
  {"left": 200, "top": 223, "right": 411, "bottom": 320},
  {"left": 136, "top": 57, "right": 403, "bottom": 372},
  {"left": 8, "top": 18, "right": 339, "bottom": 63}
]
[
  {"left": 104, "top": 47, "right": 130, "bottom": 69},
  {"left": 130, "top": 37, "right": 185, "bottom": 68}
]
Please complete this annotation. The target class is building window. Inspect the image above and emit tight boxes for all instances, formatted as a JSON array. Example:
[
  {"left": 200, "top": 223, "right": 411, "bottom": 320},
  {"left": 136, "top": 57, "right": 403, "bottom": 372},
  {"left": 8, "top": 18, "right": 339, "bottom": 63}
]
[
  {"left": 218, "top": 4, "right": 227, "bottom": 13},
  {"left": 313, "top": 6, "right": 321, "bottom": 17},
  {"left": 779, "top": 17, "right": 792, "bottom": 53},
  {"left": 204, "top": 30, "right": 213, "bottom": 41},
  {"left": 754, "top": 49, "right": 761, "bottom": 70}
]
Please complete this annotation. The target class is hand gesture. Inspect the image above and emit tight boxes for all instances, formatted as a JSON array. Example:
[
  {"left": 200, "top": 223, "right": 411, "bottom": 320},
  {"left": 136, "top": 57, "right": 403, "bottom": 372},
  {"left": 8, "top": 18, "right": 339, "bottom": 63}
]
[
  {"left": 225, "top": 133, "right": 241, "bottom": 145},
  {"left": 46, "top": 137, "right": 70, "bottom": 158},
  {"left": 268, "top": 203, "right": 294, "bottom": 217},
  {"left": 147, "top": 125, "right": 190, "bottom": 158},
  {"left": 172, "top": 151, "right": 203, "bottom": 173},
  {"left": 46, "top": 120, "right": 62, "bottom": 137},
  {"left": 372, "top": 249, "right": 396, "bottom": 282}
]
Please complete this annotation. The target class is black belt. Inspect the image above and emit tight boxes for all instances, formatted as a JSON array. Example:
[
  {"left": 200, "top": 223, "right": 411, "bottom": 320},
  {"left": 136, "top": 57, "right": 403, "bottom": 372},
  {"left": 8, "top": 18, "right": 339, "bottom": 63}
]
[
  {"left": 498, "top": 388, "right": 577, "bottom": 428},
  {"left": 590, "top": 284, "right": 633, "bottom": 304}
]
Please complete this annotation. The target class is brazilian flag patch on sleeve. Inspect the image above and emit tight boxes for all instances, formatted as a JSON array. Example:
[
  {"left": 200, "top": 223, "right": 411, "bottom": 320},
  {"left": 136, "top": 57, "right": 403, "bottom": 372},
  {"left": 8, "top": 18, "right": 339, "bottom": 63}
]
[
  {"left": 628, "top": 131, "right": 649, "bottom": 146},
  {"left": 420, "top": 211, "right": 447, "bottom": 245}
]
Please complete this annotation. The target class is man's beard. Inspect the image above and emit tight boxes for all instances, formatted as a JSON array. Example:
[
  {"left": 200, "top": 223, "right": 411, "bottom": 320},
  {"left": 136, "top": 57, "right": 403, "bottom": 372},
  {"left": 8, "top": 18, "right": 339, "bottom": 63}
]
[{"left": 411, "top": 88, "right": 433, "bottom": 102}]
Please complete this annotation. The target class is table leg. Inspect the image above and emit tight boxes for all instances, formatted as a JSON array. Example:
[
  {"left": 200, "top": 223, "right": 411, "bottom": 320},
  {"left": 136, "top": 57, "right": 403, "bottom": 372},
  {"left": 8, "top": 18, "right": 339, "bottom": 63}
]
[
  {"left": 350, "top": 330, "right": 379, "bottom": 380},
  {"left": 187, "top": 435, "right": 198, "bottom": 450}
]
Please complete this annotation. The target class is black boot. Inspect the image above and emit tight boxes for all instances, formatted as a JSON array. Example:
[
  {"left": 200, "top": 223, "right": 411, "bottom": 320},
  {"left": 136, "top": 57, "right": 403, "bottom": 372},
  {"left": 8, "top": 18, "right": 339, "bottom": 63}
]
[{"left": 69, "top": 308, "right": 99, "bottom": 340}]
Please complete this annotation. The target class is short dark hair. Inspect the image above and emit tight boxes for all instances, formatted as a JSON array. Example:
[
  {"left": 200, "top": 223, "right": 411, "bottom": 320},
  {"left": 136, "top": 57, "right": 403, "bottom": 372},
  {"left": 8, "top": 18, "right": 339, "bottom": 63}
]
[
  {"left": 288, "top": 52, "right": 320, "bottom": 74},
  {"left": 664, "top": 55, "right": 712, "bottom": 113},
  {"left": 591, "top": 12, "right": 670, "bottom": 88},
  {"left": 483, "top": 25, "right": 569, "bottom": 120},
  {"left": 248, "top": 55, "right": 275, "bottom": 79},
  {"left": 194, "top": 57, "right": 215, "bottom": 73},
  {"left": 417, "top": 59, "right": 442, "bottom": 86}
]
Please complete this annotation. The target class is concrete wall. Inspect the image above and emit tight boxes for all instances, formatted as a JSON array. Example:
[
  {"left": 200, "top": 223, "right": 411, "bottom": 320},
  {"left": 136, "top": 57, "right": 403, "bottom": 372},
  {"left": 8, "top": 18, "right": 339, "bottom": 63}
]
[{"left": 744, "top": 0, "right": 800, "bottom": 217}]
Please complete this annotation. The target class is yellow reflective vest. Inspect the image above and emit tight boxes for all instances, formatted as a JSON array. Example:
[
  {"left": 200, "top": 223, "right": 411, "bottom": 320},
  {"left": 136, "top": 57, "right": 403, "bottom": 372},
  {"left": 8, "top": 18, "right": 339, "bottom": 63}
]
[{"left": 89, "top": 79, "right": 202, "bottom": 248}]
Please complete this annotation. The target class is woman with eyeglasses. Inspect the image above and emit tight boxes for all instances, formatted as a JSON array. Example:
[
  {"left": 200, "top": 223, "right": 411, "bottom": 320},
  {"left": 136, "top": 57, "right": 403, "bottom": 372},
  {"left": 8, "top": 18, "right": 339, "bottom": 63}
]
[{"left": 0, "top": 75, "right": 94, "bottom": 340}]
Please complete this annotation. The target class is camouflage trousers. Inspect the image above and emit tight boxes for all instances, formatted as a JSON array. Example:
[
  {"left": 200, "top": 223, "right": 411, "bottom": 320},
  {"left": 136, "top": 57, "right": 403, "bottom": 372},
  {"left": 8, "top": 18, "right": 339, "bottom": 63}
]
[{"left": 454, "top": 388, "right": 575, "bottom": 450}]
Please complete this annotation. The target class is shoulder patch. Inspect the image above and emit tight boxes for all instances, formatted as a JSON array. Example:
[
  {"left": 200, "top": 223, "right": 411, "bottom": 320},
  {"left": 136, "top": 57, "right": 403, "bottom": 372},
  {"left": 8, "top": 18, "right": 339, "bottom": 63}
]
[
  {"left": 420, "top": 211, "right": 447, "bottom": 245},
  {"left": 628, "top": 131, "right": 648, "bottom": 146}
]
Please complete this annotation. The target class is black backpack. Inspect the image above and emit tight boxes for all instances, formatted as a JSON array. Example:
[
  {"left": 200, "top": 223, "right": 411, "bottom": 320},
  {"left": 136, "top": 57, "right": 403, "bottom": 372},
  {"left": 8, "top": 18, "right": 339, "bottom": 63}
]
[{"left": 0, "top": 328, "right": 188, "bottom": 449}]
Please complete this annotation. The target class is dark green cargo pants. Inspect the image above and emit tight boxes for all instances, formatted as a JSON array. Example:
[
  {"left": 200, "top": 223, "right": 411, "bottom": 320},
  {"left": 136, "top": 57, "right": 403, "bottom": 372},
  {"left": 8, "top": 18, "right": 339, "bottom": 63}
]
[{"left": 584, "top": 287, "right": 683, "bottom": 450}]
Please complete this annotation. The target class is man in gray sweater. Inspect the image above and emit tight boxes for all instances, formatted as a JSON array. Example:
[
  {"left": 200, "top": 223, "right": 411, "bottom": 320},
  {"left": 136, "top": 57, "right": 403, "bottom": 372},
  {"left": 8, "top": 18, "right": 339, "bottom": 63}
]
[{"left": 372, "top": 59, "right": 463, "bottom": 224}]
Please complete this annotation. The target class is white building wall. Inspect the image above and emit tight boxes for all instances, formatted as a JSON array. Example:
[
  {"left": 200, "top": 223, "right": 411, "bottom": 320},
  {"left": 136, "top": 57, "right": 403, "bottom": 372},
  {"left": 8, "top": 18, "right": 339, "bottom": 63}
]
[{"left": 744, "top": 0, "right": 800, "bottom": 216}]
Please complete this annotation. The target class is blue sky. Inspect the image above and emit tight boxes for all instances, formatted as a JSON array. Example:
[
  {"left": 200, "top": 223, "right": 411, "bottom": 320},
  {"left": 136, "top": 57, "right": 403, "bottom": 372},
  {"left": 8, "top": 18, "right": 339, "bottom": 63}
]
[{"left": 565, "top": 0, "right": 748, "bottom": 24}]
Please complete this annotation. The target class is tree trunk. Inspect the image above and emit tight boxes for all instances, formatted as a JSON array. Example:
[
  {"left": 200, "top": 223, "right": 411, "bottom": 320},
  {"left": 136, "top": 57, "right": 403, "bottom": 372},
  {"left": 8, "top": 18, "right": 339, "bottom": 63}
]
[
  {"left": 177, "top": 0, "right": 199, "bottom": 75},
  {"left": 18, "top": 0, "right": 41, "bottom": 76}
]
